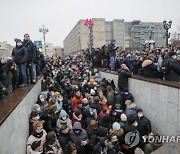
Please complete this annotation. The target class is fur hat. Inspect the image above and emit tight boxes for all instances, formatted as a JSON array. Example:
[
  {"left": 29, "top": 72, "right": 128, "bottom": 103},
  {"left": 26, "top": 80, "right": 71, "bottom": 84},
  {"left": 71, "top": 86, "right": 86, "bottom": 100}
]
[
  {"left": 147, "top": 54, "right": 155, "bottom": 61},
  {"left": 125, "top": 100, "right": 136, "bottom": 109},
  {"left": 112, "top": 122, "right": 120, "bottom": 130}
]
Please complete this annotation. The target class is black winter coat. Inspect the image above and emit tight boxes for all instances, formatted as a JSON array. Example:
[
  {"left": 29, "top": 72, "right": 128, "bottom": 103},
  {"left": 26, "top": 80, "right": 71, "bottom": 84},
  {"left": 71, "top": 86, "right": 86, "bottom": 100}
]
[
  {"left": 142, "top": 59, "right": 157, "bottom": 78},
  {"left": 137, "top": 116, "right": 151, "bottom": 136},
  {"left": 58, "top": 132, "right": 70, "bottom": 150},
  {"left": 23, "top": 40, "right": 36, "bottom": 62},
  {"left": 118, "top": 69, "right": 131, "bottom": 91},
  {"left": 12, "top": 46, "right": 28, "bottom": 64},
  {"left": 164, "top": 58, "right": 180, "bottom": 82}
]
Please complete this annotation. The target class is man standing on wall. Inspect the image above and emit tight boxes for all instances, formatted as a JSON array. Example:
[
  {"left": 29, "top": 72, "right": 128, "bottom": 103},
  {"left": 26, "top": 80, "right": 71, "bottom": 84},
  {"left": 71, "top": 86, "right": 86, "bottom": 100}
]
[
  {"left": 23, "top": 34, "right": 37, "bottom": 84},
  {"left": 108, "top": 40, "right": 118, "bottom": 71}
]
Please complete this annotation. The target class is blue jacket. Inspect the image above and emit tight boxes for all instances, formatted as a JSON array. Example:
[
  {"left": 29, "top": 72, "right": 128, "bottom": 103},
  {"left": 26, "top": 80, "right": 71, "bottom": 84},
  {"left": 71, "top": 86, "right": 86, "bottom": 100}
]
[{"left": 12, "top": 46, "right": 28, "bottom": 64}]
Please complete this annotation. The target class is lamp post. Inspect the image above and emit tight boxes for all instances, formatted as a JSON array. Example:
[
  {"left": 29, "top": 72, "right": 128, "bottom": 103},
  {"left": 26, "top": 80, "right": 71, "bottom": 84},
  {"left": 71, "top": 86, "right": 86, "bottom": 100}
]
[
  {"left": 39, "top": 25, "right": 49, "bottom": 54},
  {"left": 163, "top": 20, "right": 172, "bottom": 47},
  {"left": 84, "top": 18, "right": 94, "bottom": 50}
]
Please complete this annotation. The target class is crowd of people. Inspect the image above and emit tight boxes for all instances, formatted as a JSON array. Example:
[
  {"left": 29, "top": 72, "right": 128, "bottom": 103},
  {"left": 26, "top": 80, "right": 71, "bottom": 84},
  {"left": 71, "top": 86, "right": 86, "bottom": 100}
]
[
  {"left": 0, "top": 34, "right": 46, "bottom": 99},
  {"left": 0, "top": 36, "right": 179, "bottom": 153},
  {"left": 27, "top": 53, "right": 163, "bottom": 154},
  {"left": 84, "top": 40, "right": 180, "bottom": 82}
]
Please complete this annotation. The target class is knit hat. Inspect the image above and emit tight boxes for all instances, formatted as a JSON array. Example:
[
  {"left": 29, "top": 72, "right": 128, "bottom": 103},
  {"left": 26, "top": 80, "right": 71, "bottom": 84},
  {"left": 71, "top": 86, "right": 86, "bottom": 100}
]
[
  {"left": 15, "top": 39, "right": 22, "bottom": 43},
  {"left": 31, "top": 104, "right": 41, "bottom": 112},
  {"left": 112, "top": 122, "right": 121, "bottom": 130},
  {"left": 54, "top": 92, "right": 60, "bottom": 97},
  {"left": 137, "top": 108, "right": 143, "bottom": 113},
  {"left": 31, "top": 140, "right": 41, "bottom": 151}
]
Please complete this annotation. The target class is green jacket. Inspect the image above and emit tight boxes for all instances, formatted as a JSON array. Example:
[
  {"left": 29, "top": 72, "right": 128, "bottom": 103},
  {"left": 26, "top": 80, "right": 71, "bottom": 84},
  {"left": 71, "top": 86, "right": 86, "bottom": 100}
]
[{"left": 0, "top": 66, "right": 19, "bottom": 94}]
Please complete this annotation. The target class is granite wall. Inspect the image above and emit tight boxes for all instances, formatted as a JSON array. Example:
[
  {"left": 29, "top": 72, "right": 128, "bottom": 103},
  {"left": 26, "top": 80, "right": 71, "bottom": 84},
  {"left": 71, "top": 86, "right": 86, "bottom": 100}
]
[{"left": 0, "top": 78, "right": 42, "bottom": 154}]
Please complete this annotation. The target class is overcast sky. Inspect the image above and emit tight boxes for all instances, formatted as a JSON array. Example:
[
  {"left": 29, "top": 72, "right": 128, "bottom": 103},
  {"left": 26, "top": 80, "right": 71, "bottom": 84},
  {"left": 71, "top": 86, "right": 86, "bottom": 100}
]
[{"left": 0, "top": 0, "right": 179, "bottom": 47}]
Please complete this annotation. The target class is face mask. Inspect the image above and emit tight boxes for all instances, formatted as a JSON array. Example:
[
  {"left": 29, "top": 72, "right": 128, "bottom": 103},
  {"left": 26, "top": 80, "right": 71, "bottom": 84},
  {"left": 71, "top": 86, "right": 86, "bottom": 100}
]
[
  {"left": 124, "top": 92, "right": 129, "bottom": 95},
  {"left": 138, "top": 113, "right": 143, "bottom": 118},
  {"left": 172, "top": 55, "right": 177, "bottom": 59},
  {"left": 35, "top": 115, "right": 40, "bottom": 120},
  {"left": 17, "top": 42, "right": 22, "bottom": 46}
]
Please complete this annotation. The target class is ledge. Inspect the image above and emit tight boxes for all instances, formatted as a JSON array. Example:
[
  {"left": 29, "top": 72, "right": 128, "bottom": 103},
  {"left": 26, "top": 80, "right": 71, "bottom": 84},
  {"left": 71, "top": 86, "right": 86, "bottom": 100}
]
[
  {"left": 0, "top": 76, "right": 42, "bottom": 126},
  {"left": 100, "top": 69, "right": 180, "bottom": 89}
]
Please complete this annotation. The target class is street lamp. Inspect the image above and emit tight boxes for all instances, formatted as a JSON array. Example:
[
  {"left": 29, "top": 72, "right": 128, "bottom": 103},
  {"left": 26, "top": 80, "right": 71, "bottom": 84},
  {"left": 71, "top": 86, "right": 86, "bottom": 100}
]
[
  {"left": 39, "top": 25, "right": 49, "bottom": 54},
  {"left": 84, "top": 18, "right": 94, "bottom": 50},
  {"left": 163, "top": 20, "right": 172, "bottom": 47}
]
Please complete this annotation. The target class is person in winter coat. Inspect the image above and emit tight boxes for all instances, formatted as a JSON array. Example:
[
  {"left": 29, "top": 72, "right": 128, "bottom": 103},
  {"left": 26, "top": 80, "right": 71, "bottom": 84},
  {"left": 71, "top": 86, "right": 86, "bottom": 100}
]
[
  {"left": 58, "top": 124, "right": 70, "bottom": 151},
  {"left": 106, "top": 86, "right": 115, "bottom": 108},
  {"left": 69, "top": 122, "right": 89, "bottom": 153},
  {"left": 27, "top": 121, "right": 47, "bottom": 154},
  {"left": 104, "top": 134, "right": 122, "bottom": 153},
  {"left": 12, "top": 39, "right": 28, "bottom": 87},
  {"left": 86, "top": 120, "right": 107, "bottom": 153},
  {"left": 118, "top": 64, "right": 131, "bottom": 91},
  {"left": 136, "top": 108, "right": 151, "bottom": 137},
  {"left": 64, "top": 142, "right": 78, "bottom": 154},
  {"left": 23, "top": 33, "right": 37, "bottom": 84},
  {"left": 120, "top": 88, "right": 134, "bottom": 111},
  {"left": 109, "top": 122, "right": 124, "bottom": 145},
  {"left": 108, "top": 40, "right": 118, "bottom": 71},
  {"left": 45, "top": 131, "right": 63, "bottom": 154},
  {"left": 30, "top": 140, "right": 44, "bottom": 154},
  {"left": 124, "top": 100, "right": 137, "bottom": 117},
  {"left": 142, "top": 54, "right": 157, "bottom": 78},
  {"left": 144, "top": 131, "right": 163, "bottom": 154},
  {"left": 56, "top": 109, "right": 72, "bottom": 132},
  {"left": 0, "top": 59, "right": 18, "bottom": 99},
  {"left": 164, "top": 51, "right": 180, "bottom": 82},
  {"left": 71, "top": 90, "right": 83, "bottom": 108}
]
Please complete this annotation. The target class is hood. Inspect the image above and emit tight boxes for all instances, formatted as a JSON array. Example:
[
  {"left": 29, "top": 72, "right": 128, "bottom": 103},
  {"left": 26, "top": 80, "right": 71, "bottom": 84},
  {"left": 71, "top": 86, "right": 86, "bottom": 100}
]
[
  {"left": 59, "top": 109, "right": 68, "bottom": 119},
  {"left": 73, "top": 121, "right": 82, "bottom": 130},
  {"left": 142, "top": 59, "right": 153, "bottom": 68}
]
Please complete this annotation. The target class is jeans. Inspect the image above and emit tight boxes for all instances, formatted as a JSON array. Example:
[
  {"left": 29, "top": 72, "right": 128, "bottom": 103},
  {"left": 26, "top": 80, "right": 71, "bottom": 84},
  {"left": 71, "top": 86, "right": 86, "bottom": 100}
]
[
  {"left": 109, "top": 56, "right": 116, "bottom": 71},
  {"left": 17, "top": 63, "right": 27, "bottom": 84},
  {"left": 27, "top": 63, "right": 36, "bottom": 82}
]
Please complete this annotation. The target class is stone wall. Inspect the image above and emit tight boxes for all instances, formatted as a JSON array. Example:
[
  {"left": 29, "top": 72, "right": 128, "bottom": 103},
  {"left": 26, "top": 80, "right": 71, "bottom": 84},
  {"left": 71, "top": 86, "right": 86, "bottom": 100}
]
[
  {"left": 0, "top": 78, "right": 42, "bottom": 154},
  {"left": 99, "top": 71, "right": 180, "bottom": 136}
]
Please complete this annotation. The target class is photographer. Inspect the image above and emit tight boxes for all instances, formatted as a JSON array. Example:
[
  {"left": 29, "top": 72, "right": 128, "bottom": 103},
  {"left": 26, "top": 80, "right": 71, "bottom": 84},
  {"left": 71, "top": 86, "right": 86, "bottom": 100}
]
[{"left": 0, "top": 59, "right": 19, "bottom": 99}]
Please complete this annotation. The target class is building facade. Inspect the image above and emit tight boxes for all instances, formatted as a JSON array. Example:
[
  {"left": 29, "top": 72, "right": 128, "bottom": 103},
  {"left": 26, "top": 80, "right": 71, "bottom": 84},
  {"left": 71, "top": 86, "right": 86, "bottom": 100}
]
[
  {"left": 63, "top": 18, "right": 166, "bottom": 55},
  {"left": 0, "top": 41, "right": 14, "bottom": 58}
]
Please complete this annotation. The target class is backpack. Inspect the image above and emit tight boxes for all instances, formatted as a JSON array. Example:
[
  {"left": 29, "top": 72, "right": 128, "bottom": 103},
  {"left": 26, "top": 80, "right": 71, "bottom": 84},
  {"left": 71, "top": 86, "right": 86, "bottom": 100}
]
[{"left": 161, "top": 58, "right": 170, "bottom": 74}]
